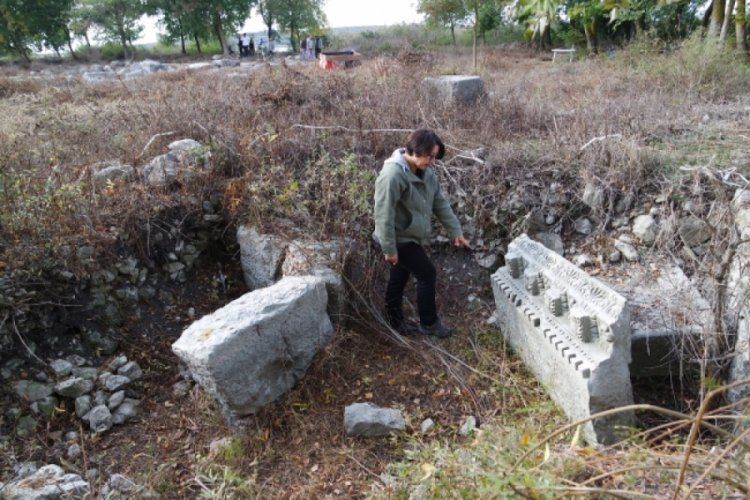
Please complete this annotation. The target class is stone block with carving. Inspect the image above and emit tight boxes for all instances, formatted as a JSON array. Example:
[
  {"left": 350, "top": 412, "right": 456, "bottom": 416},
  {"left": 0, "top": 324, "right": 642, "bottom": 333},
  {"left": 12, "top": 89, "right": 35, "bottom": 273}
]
[
  {"left": 172, "top": 276, "right": 333, "bottom": 422},
  {"left": 491, "top": 234, "right": 634, "bottom": 444}
]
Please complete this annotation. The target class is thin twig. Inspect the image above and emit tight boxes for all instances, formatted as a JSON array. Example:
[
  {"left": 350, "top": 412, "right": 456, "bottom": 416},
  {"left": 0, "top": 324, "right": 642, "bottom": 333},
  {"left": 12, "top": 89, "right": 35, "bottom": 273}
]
[
  {"left": 545, "top": 486, "right": 657, "bottom": 499},
  {"left": 511, "top": 403, "right": 739, "bottom": 473},
  {"left": 11, "top": 314, "right": 47, "bottom": 366},
  {"left": 291, "top": 124, "right": 413, "bottom": 134},
  {"left": 579, "top": 134, "right": 623, "bottom": 151},
  {"left": 672, "top": 378, "right": 750, "bottom": 499},
  {"left": 138, "top": 131, "right": 176, "bottom": 159},
  {"left": 682, "top": 421, "right": 750, "bottom": 497}
]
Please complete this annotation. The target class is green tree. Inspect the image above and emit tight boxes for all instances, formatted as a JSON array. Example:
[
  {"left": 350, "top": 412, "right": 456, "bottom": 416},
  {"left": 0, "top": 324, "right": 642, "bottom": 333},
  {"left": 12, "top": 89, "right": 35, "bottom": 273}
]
[
  {"left": 417, "top": 0, "right": 467, "bottom": 45},
  {"left": 197, "top": 0, "right": 255, "bottom": 55},
  {"left": 568, "top": 0, "right": 606, "bottom": 53},
  {"left": 516, "top": 0, "right": 560, "bottom": 49},
  {"left": 270, "top": 0, "right": 325, "bottom": 51},
  {"left": 70, "top": 0, "right": 95, "bottom": 48},
  {"left": 257, "top": 0, "right": 278, "bottom": 43},
  {"left": 84, "top": 0, "right": 146, "bottom": 58},
  {"left": 737, "top": 0, "right": 746, "bottom": 52},
  {"left": 477, "top": 1, "right": 503, "bottom": 43},
  {"left": 148, "top": 0, "right": 212, "bottom": 54},
  {"left": 0, "top": 0, "right": 75, "bottom": 61}
]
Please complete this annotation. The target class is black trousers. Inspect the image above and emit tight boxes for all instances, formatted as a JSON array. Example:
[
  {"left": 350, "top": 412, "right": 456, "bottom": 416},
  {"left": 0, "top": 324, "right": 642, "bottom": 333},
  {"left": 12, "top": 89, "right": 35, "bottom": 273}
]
[{"left": 385, "top": 242, "right": 437, "bottom": 327}]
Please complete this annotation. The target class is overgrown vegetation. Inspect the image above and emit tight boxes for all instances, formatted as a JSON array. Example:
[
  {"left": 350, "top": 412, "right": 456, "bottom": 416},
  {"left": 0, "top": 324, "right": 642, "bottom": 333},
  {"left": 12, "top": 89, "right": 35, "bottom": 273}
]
[{"left": 1, "top": 39, "right": 750, "bottom": 496}]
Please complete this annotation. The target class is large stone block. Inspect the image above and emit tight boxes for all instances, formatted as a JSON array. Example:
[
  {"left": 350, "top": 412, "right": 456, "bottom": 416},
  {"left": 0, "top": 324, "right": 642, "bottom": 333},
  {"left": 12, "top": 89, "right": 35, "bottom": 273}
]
[
  {"left": 237, "top": 226, "right": 288, "bottom": 290},
  {"left": 172, "top": 276, "right": 333, "bottom": 421},
  {"left": 422, "top": 75, "right": 483, "bottom": 106},
  {"left": 281, "top": 240, "right": 349, "bottom": 323},
  {"left": 601, "top": 260, "right": 713, "bottom": 378},
  {"left": 491, "top": 234, "right": 633, "bottom": 444}
]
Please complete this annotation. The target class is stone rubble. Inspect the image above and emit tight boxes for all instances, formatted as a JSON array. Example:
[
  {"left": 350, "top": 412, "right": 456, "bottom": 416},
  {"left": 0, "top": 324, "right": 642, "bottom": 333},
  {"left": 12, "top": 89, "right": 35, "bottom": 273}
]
[{"left": 344, "top": 402, "right": 406, "bottom": 437}]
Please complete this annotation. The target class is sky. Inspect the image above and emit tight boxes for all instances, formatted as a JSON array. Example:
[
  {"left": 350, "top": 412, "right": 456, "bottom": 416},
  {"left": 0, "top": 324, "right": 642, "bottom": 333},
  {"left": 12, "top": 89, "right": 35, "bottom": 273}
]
[{"left": 141, "top": 0, "right": 423, "bottom": 43}]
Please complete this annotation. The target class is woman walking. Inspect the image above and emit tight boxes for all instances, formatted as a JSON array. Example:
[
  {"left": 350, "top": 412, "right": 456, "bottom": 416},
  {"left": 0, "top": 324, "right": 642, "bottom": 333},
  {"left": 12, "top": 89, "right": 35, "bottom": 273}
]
[{"left": 373, "top": 129, "right": 469, "bottom": 337}]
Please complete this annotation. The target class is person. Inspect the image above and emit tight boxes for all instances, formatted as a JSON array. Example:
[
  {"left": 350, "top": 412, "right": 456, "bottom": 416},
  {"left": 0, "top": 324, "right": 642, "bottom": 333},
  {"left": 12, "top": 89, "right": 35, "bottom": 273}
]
[
  {"left": 248, "top": 36, "right": 255, "bottom": 56},
  {"left": 241, "top": 33, "right": 251, "bottom": 57},
  {"left": 373, "top": 129, "right": 470, "bottom": 338},
  {"left": 301, "top": 36, "right": 308, "bottom": 59},
  {"left": 315, "top": 36, "right": 323, "bottom": 59},
  {"left": 306, "top": 36, "right": 314, "bottom": 60},
  {"left": 237, "top": 35, "right": 244, "bottom": 57}
]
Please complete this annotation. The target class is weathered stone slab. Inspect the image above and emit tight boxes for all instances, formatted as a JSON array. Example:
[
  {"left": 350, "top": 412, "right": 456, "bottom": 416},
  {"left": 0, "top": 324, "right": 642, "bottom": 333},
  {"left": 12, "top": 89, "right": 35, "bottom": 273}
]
[
  {"left": 281, "top": 240, "right": 348, "bottom": 323},
  {"left": 422, "top": 75, "right": 483, "bottom": 106},
  {"left": 237, "top": 225, "right": 288, "bottom": 290},
  {"left": 491, "top": 234, "right": 633, "bottom": 444},
  {"left": 172, "top": 276, "right": 333, "bottom": 422},
  {"left": 728, "top": 189, "right": 750, "bottom": 402},
  {"left": 344, "top": 403, "right": 405, "bottom": 437},
  {"left": 600, "top": 259, "right": 713, "bottom": 378}
]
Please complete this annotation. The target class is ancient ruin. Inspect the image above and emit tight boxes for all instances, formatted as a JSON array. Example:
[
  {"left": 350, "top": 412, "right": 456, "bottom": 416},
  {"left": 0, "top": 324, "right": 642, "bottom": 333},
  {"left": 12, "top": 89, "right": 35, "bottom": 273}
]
[{"left": 491, "top": 234, "right": 634, "bottom": 444}]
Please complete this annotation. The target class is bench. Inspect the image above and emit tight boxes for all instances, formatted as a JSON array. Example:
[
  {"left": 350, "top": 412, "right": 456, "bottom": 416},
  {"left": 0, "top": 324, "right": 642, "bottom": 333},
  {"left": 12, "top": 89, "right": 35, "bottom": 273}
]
[{"left": 552, "top": 48, "right": 575, "bottom": 63}]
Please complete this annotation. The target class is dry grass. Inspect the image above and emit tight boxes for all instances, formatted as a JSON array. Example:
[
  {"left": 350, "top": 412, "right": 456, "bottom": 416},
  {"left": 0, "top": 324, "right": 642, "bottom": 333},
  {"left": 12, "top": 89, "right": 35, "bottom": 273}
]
[{"left": 1, "top": 43, "right": 750, "bottom": 497}]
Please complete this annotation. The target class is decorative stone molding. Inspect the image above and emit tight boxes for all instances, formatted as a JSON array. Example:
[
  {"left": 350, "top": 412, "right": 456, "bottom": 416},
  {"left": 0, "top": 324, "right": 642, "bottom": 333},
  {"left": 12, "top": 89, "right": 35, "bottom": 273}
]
[{"left": 491, "top": 234, "right": 634, "bottom": 444}]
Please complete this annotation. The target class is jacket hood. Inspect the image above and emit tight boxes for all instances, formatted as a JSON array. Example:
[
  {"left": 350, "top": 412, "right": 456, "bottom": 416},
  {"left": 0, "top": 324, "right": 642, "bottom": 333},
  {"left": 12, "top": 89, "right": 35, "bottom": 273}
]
[{"left": 384, "top": 148, "right": 410, "bottom": 175}]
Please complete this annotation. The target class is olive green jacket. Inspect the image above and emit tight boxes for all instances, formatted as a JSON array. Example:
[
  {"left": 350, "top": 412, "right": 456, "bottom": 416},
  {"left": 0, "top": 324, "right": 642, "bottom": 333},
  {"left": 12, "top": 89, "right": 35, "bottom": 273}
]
[{"left": 373, "top": 148, "right": 462, "bottom": 256}]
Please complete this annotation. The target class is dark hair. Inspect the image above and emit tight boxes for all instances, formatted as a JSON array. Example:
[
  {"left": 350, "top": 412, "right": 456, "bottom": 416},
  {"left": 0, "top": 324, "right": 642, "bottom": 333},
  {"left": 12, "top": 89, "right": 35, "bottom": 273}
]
[{"left": 405, "top": 129, "right": 445, "bottom": 160}]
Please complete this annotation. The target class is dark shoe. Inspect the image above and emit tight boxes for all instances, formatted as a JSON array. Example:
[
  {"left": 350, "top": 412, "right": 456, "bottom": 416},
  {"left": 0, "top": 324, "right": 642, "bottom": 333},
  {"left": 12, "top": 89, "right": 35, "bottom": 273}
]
[
  {"left": 393, "top": 320, "right": 420, "bottom": 335},
  {"left": 419, "top": 320, "right": 453, "bottom": 338}
]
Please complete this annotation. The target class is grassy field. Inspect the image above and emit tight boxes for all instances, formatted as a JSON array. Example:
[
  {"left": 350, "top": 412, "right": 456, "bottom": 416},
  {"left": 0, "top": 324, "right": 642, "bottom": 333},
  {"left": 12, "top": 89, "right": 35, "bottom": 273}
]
[{"left": 1, "top": 39, "right": 750, "bottom": 497}]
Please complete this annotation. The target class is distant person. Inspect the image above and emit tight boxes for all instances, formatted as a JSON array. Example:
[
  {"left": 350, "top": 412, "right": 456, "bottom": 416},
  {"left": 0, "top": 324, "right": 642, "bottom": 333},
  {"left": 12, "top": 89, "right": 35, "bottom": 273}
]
[
  {"left": 257, "top": 38, "right": 265, "bottom": 57},
  {"left": 315, "top": 36, "right": 323, "bottom": 59},
  {"left": 237, "top": 35, "right": 244, "bottom": 57},
  {"left": 306, "top": 36, "right": 315, "bottom": 60},
  {"left": 241, "top": 33, "right": 251, "bottom": 57},
  {"left": 373, "top": 129, "right": 470, "bottom": 337},
  {"left": 301, "top": 37, "right": 307, "bottom": 59},
  {"left": 249, "top": 36, "right": 255, "bottom": 56}
]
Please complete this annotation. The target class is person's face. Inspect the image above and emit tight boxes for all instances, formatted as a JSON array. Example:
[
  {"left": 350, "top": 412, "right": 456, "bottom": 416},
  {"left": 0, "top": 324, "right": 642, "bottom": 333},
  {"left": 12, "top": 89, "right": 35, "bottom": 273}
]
[{"left": 414, "top": 144, "right": 439, "bottom": 171}]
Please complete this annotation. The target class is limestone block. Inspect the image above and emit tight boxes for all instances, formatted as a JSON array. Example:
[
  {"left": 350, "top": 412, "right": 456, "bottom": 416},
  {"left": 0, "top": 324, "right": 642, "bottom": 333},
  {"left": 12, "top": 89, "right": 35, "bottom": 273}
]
[
  {"left": 728, "top": 188, "right": 750, "bottom": 402},
  {"left": 344, "top": 403, "right": 405, "bottom": 437},
  {"left": 172, "top": 276, "right": 333, "bottom": 422},
  {"left": 491, "top": 234, "right": 633, "bottom": 444},
  {"left": 601, "top": 260, "right": 713, "bottom": 378},
  {"left": 2, "top": 464, "right": 90, "bottom": 499},
  {"left": 422, "top": 75, "right": 483, "bottom": 106},
  {"left": 632, "top": 215, "right": 658, "bottom": 246},
  {"left": 237, "top": 226, "right": 288, "bottom": 291},
  {"left": 281, "top": 240, "right": 349, "bottom": 323}
]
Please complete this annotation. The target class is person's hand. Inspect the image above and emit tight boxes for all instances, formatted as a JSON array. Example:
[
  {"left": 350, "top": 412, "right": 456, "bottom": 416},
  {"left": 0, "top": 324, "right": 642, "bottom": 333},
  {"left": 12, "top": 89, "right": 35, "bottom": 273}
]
[
  {"left": 384, "top": 254, "right": 399, "bottom": 266},
  {"left": 454, "top": 235, "right": 471, "bottom": 249}
]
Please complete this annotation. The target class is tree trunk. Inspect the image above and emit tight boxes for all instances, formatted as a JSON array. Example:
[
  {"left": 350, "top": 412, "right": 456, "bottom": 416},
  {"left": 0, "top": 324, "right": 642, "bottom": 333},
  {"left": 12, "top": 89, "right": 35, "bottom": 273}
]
[
  {"left": 450, "top": 21, "right": 456, "bottom": 46},
  {"left": 737, "top": 0, "right": 747, "bottom": 52},
  {"left": 119, "top": 27, "right": 130, "bottom": 59},
  {"left": 178, "top": 18, "right": 186, "bottom": 54},
  {"left": 66, "top": 30, "right": 78, "bottom": 60},
  {"left": 703, "top": 1, "right": 714, "bottom": 28},
  {"left": 84, "top": 31, "right": 91, "bottom": 48},
  {"left": 472, "top": 3, "right": 478, "bottom": 69},
  {"left": 213, "top": 9, "right": 228, "bottom": 55},
  {"left": 720, "top": 0, "right": 736, "bottom": 42},
  {"left": 194, "top": 34, "right": 202, "bottom": 54},
  {"left": 708, "top": 0, "right": 725, "bottom": 36},
  {"left": 584, "top": 24, "right": 595, "bottom": 53}
]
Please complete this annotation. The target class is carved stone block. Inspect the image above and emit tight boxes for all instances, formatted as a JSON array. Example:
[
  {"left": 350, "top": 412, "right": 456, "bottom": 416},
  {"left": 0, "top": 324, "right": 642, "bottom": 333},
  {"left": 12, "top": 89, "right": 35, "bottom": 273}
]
[{"left": 491, "top": 234, "right": 634, "bottom": 444}]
